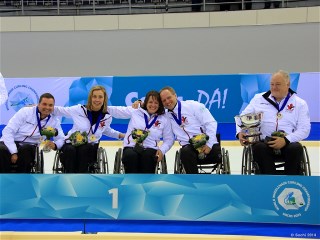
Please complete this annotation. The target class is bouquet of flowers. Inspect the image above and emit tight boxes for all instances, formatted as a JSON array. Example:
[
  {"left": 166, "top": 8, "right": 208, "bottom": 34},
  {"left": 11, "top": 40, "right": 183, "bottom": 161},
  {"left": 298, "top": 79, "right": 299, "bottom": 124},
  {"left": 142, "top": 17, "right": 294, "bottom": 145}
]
[
  {"left": 69, "top": 131, "right": 88, "bottom": 147},
  {"left": 189, "top": 133, "right": 209, "bottom": 159},
  {"left": 131, "top": 128, "right": 149, "bottom": 153},
  {"left": 40, "top": 126, "right": 58, "bottom": 152},
  {"left": 271, "top": 130, "right": 287, "bottom": 138},
  {"left": 132, "top": 129, "right": 149, "bottom": 144}
]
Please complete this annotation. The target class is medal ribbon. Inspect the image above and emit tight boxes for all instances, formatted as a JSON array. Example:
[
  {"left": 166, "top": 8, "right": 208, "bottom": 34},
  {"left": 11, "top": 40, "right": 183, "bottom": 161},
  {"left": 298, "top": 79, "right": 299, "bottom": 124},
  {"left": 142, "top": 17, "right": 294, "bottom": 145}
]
[
  {"left": 144, "top": 113, "right": 158, "bottom": 129},
  {"left": 274, "top": 92, "right": 290, "bottom": 131},
  {"left": 274, "top": 92, "right": 291, "bottom": 113},
  {"left": 87, "top": 111, "right": 103, "bottom": 134},
  {"left": 36, "top": 107, "right": 51, "bottom": 134},
  {"left": 171, "top": 101, "right": 182, "bottom": 126}
]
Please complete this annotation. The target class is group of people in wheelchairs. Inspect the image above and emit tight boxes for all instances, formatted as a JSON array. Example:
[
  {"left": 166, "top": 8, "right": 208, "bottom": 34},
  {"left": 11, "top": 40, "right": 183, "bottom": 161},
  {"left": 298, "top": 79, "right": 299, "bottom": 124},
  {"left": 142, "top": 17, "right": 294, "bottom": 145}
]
[{"left": 0, "top": 70, "right": 311, "bottom": 176}]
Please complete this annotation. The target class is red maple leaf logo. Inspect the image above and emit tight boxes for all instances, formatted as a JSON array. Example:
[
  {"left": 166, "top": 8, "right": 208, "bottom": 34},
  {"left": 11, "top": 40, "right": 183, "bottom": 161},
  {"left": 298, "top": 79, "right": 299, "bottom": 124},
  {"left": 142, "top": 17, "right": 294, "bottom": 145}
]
[
  {"left": 154, "top": 120, "right": 161, "bottom": 127},
  {"left": 287, "top": 103, "right": 295, "bottom": 111},
  {"left": 182, "top": 116, "right": 187, "bottom": 124},
  {"left": 100, "top": 121, "right": 106, "bottom": 128}
]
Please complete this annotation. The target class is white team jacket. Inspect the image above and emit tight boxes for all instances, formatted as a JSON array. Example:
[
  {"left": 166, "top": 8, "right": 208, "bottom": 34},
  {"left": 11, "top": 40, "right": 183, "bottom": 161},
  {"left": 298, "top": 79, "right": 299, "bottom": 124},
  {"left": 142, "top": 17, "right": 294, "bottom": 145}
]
[
  {"left": 165, "top": 100, "right": 218, "bottom": 147},
  {"left": 236, "top": 90, "right": 311, "bottom": 143},
  {"left": 108, "top": 106, "right": 174, "bottom": 154},
  {"left": 0, "top": 106, "right": 65, "bottom": 154},
  {"left": 54, "top": 105, "right": 121, "bottom": 143}
]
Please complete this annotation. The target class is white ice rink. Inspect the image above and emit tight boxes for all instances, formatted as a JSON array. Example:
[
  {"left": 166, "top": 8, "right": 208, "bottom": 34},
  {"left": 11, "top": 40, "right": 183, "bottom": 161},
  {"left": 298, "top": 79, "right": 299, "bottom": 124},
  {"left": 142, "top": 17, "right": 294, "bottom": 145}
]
[{"left": 42, "top": 141, "right": 320, "bottom": 176}]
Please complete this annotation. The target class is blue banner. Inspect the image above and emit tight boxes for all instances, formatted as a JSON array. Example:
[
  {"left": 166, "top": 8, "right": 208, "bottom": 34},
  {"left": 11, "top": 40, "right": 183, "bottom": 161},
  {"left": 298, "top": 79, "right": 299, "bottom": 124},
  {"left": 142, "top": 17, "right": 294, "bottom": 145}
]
[
  {"left": 1, "top": 73, "right": 319, "bottom": 140},
  {"left": 1, "top": 174, "right": 318, "bottom": 225}
]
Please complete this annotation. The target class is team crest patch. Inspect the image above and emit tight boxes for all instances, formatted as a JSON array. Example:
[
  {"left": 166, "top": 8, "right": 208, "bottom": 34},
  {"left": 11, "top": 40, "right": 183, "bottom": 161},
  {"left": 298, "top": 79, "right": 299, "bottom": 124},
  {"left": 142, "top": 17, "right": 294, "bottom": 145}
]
[
  {"left": 182, "top": 116, "right": 188, "bottom": 125},
  {"left": 286, "top": 103, "right": 295, "bottom": 112},
  {"left": 154, "top": 120, "right": 161, "bottom": 128}
]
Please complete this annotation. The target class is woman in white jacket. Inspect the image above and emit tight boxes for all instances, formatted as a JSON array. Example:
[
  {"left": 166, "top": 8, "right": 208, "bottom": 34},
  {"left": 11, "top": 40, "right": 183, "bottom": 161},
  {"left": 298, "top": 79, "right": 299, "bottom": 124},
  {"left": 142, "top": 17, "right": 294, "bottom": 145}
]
[
  {"left": 108, "top": 90, "right": 174, "bottom": 173},
  {"left": 54, "top": 85, "right": 124, "bottom": 173}
]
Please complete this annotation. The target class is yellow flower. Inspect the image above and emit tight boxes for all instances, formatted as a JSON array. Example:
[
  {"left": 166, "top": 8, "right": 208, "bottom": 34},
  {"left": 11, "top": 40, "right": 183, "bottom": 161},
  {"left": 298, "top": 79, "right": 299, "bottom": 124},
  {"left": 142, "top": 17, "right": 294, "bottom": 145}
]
[
  {"left": 76, "top": 134, "right": 83, "bottom": 142},
  {"left": 46, "top": 126, "right": 55, "bottom": 132},
  {"left": 194, "top": 135, "right": 202, "bottom": 141},
  {"left": 136, "top": 129, "right": 143, "bottom": 135}
]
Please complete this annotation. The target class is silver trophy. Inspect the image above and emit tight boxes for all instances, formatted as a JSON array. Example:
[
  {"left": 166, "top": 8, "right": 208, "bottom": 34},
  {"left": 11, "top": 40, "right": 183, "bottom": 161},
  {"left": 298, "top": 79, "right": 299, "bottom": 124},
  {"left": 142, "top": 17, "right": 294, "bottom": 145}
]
[{"left": 235, "top": 112, "right": 263, "bottom": 144}]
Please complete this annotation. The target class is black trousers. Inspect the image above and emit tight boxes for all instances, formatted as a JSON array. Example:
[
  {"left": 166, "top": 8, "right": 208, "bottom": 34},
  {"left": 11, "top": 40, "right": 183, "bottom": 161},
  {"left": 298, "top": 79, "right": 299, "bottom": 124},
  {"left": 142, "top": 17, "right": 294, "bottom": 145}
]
[
  {"left": 0, "top": 142, "right": 36, "bottom": 173},
  {"left": 180, "top": 144, "right": 222, "bottom": 174},
  {"left": 60, "top": 143, "right": 98, "bottom": 173},
  {"left": 122, "top": 147, "right": 157, "bottom": 173},
  {"left": 252, "top": 141, "right": 303, "bottom": 175}
]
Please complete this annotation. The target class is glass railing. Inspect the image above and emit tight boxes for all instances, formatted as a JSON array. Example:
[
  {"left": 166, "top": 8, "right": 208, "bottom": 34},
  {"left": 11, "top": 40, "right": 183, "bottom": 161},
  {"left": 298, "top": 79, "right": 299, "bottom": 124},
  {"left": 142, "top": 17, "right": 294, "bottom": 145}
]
[{"left": 0, "top": 0, "right": 319, "bottom": 16}]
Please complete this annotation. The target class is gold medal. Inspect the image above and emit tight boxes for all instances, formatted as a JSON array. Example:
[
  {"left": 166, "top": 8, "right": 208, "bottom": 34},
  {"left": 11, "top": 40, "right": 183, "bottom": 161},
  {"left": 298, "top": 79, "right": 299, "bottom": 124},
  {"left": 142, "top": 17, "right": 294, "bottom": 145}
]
[
  {"left": 89, "top": 134, "right": 97, "bottom": 142},
  {"left": 277, "top": 113, "right": 282, "bottom": 119}
]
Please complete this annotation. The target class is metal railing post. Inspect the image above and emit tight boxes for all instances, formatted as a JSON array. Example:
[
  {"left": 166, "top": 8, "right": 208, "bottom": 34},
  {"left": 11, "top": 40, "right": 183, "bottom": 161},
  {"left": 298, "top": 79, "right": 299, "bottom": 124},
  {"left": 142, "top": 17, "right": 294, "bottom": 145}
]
[
  {"left": 93, "top": 0, "right": 96, "bottom": 14},
  {"left": 21, "top": 0, "right": 24, "bottom": 15}
]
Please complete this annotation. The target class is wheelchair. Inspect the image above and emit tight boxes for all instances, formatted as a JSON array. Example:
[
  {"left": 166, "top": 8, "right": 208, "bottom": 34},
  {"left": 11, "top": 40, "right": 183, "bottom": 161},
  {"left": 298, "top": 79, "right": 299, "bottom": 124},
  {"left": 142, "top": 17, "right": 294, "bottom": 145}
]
[
  {"left": 52, "top": 146, "right": 109, "bottom": 174},
  {"left": 174, "top": 134, "right": 231, "bottom": 174},
  {"left": 113, "top": 148, "right": 168, "bottom": 174},
  {"left": 10, "top": 143, "right": 44, "bottom": 173},
  {"left": 241, "top": 144, "right": 311, "bottom": 175},
  {"left": 31, "top": 146, "right": 44, "bottom": 173}
]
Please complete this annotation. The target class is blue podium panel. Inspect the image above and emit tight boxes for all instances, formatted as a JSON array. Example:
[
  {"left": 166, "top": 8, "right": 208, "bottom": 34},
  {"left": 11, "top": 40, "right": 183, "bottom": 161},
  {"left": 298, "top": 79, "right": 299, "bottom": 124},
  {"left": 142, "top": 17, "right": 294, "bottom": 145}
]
[{"left": 0, "top": 174, "right": 319, "bottom": 225}]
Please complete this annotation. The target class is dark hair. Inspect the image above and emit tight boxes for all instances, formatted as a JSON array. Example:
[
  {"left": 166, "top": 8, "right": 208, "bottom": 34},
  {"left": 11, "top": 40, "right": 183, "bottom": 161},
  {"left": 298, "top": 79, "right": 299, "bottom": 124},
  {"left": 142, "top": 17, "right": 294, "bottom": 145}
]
[
  {"left": 142, "top": 90, "right": 164, "bottom": 115},
  {"left": 39, "top": 93, "right": 55, "bottom": 103}
]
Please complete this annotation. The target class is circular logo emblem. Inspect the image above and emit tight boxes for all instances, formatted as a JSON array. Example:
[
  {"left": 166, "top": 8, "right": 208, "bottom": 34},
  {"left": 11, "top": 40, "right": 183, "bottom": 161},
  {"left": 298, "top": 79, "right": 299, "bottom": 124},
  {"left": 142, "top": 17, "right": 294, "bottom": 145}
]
[
  {"left": 273, "top": 181, "right": 310, "bottom": 218},
  {"left": 5, "top": 85, "right": 39, "bottom": 112}
]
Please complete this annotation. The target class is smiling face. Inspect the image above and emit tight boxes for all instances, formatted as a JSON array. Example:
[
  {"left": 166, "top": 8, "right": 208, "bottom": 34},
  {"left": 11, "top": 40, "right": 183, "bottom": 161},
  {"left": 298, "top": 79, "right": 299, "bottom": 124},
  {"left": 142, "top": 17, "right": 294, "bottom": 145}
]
[
  {"left": 91, "top": 90, "right": 105, "bottom": 111},
  {"left": 146, "top": 96, "right": 160, "bottom": 115},
  {"left": 160, "top": 89, "right": 177, "bottom": 111},
  {"left": 270, "top": 72, "right": 290, "bottom": 102},
  {"left": 38, "top": 97, "right": 54, "bottom": 119}
]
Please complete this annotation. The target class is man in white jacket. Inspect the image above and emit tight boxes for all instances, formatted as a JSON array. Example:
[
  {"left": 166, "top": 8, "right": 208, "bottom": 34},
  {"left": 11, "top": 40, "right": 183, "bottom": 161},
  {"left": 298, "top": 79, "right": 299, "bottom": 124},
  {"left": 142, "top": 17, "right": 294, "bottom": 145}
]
[
  {"left": 0, "top": 93, "right": 65, "bottom": 173},
  {"left": 236, "top": 70, "right": 310, "bottom": 175},
  {"left": 160, "top": 86, "right": 221, "bottom": 174}
]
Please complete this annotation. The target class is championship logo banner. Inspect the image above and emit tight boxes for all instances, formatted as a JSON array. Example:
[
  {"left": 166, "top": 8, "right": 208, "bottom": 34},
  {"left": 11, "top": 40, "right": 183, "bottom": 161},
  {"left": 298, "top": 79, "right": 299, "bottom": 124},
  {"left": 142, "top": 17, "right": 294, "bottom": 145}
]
[
  {"left": 1, "top": 73, "right": 319, "bottom": 126},
  {"left": 1, "top": 174, "right": 319, "bottom": 225}
]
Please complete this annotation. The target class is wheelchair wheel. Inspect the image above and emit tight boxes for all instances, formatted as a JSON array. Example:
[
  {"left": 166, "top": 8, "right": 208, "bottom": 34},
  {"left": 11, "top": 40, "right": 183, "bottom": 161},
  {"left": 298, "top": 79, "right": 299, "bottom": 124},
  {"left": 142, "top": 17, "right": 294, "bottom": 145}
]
[
  {"left": 160, "top": 156, "right": 168, "bottom": 174},
  {"left": 52, "top": 150, "right": 64, "bottom": 174},
  {"left": 96, "top": 147, "right": 108, "bottom": 174},
  {"left": 242, "top": 145, "right": 254, "bottom": 175},
  {"left": 301, "top": 146, "right": 311, "bottom": 176},
  {"left": 174, "top": 150, "right": 181, "bottom": 174},
  {"left": 155, "top": 155, "right": 168, "bottom": 174},
  {"left": 221, "top": 148, "right": 231, "bottom": 174},
  {"left": 113, "top": 148, "right": 123, "bottom": 174},
  {"left": 40, "top": 149, "right": 44, "bottom": 173},
  {"left": 241, "top": 146, "right": 246, "bottom": 174},
  {"left": 33, "top": 147, "right": 44, "bottom": 173}
]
